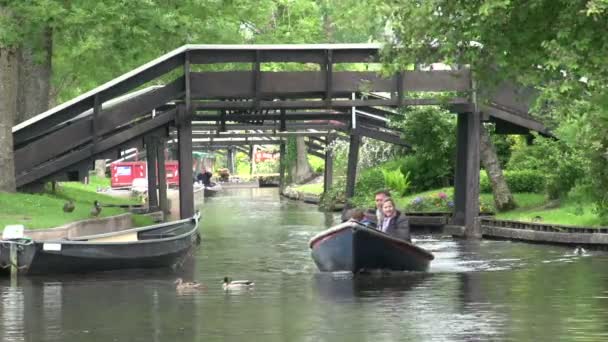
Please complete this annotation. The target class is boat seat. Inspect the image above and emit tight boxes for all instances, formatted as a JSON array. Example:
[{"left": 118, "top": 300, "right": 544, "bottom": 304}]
[{"left": 87, "top": 232, "right": 139, "bottom": 243}]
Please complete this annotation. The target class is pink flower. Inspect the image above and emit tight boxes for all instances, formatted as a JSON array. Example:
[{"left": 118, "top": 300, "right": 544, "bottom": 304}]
[{"left": 438, "top": 192, "right": 447, "bottom": 199}]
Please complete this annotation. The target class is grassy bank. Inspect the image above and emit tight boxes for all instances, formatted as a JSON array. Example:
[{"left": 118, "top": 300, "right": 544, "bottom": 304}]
[
  {"left": 0, "top": 177, "right": 154, "bottom": 230},
  {"left": 292, "top": 183, "right": 603, "bottom": 227}
]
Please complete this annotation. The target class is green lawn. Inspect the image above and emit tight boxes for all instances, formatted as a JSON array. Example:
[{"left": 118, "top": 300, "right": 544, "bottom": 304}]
[
  {"left": 496, "top": 200, "right": 603, "bottom": 227},
  {"left": 292, "top": 182, "right": 602, "bottom": 227},
  {"left": 293, "top": 183, "right": 323, "bottom": 195},
  {"left": 0, "top": 177, "right": 153, "bottom": 231}
]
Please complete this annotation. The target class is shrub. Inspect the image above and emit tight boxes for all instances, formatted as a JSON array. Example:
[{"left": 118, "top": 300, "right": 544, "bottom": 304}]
[
  {"left": 382, "top": 169, "right": 410, "bottom": 196},
  {"left": 400, "top": 155, "right": 451, "bottom": 193},
  {"left": 355, "top": 168, "right": 386, "bottom": 195},
  {"left": 508, "top": 134, "right": 585, "bottom": 199},
  {"left": 319, "top": 178, "right": 346, "bottom": 210},
  {"left": 480, "top": 170, "right": 545, "bottom": 193},
  {"left": 507, "top": 170, "right": 545, "bottom": 193}
]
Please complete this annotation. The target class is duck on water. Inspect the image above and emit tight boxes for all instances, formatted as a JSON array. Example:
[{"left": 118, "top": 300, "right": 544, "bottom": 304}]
[
  {"left": 174, "top": 278, "right": 206, "bottom": 290},
  {"left": 223, "top": 277, "right": 255, "bottom": 290}
]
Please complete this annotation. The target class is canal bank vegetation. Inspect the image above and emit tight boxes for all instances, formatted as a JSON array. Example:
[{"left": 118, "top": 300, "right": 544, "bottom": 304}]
[
  {"left": 295, "top": 104, "right": 606, "bottom": 227},
  {"left": 0, "top": 176, "right": 153, "bottom": 230}
]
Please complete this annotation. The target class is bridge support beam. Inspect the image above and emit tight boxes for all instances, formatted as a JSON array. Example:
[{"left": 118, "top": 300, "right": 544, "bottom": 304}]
[
  {"left": 345, "top": 134, "right": 361, "bottom": 199},
  {"left": 144, "top": 136, "right": 159, "bottom": 211},
  {"left": 279, "top": 141, "right": 286, "bottom": 194},
  {"left": 227, "top": 147, "right": 235, "bottom": 174},
  {"left": 323, "top": 136, "right": 334, "bottom": 194},
  {"left": 156, "top": 138, "right": 168, "bottom": 220},
  {"left": 177, "top": 105, "right": 194, "bottom": 219},
  {"left": 249, "top": 145, "right": 256, "bottom": 175},
  {"left": 453, "top": 112, "right": 481, "bottom": 238}
]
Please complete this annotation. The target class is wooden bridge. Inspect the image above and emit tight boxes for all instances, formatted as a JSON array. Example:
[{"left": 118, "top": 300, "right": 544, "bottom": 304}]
[{"left": 11, "top": 44, "right": 550, "bottom": 236}]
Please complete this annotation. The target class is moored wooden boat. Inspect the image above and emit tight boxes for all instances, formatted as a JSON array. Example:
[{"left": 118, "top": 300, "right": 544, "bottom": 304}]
[
  {"left": 0, "top": 213, "right": 201, "bottom": 275},
  {"left": 309, "top": 221, "right": 434, "bottom": 273}
]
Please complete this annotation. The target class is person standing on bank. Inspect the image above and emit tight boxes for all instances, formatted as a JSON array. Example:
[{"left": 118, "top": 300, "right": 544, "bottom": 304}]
[{"left": 380, "top": 198, "right": 411, "bottom": 242}]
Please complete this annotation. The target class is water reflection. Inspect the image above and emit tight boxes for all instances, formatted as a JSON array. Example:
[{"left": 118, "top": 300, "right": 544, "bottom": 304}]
[
  {"left": 314, "top": 272, "right": 431, "bottom": 302},
  {"left": 0, "top": 285, "right": 24, "bottom": 342}
]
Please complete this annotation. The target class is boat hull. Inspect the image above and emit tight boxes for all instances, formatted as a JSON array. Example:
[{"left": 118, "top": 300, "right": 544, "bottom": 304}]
[
  {"left": 204, "top": 184, "right": 222, "bottom": 197},
  {"left": 310, "top": 222, "right": 434, "bottom": 273},
  {"left": 1, "top": 215, "right": 201, "bottom": 275}
]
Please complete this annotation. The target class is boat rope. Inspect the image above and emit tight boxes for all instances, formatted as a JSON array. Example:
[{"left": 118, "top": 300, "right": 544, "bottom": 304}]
[
  {"left": 0, "top": 239, "right": 34, "bottom": 246},
  {"left": 0, "top": 262, "right": 29, "bottom": 270}
]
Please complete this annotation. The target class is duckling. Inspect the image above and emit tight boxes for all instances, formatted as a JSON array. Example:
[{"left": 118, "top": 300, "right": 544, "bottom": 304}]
[
  {"left": 63, "top": 200, "right": 75, "bottom": 213},
  {"left": 574, "top": 247, "right": 587, "bottom": 256},
  {"left": 174, "top": 278, "right": 206, "bottom": 290},
  {"left": 90, "top": 200, "right": 102, "bottom": 217},
  {"left": 223, "top": 277, "right": 255, "bottom": 291}
]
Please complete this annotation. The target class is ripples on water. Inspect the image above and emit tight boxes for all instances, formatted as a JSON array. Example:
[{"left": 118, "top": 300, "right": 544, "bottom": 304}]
[{"left": 1, "top": 188, "right": 608, "bottom": 341}]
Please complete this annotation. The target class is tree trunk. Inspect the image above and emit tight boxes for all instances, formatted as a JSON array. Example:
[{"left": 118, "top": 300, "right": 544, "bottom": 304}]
[
  {"left": 16, "top": 26, "right": 52, "bottom": 123},
  {"left": 0, "top": 45, "right": 18, "bottom": 192},
  {"left": 290, "top": 137, "right": 314, "bottom": 183},
  {"left": 94, "top": 159, "right": 106, "bottom": 178},
  {"left": 480, "top": 126, "right": 517, "bottom": 211}
]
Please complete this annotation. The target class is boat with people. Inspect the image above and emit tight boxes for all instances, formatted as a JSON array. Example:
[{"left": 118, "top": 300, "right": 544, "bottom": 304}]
[
  {"left": 0, "top": 213, "right": 201, "bottom": 275},
  {"left": 309, "top": 220, "right": 434, "bottom": 273}
]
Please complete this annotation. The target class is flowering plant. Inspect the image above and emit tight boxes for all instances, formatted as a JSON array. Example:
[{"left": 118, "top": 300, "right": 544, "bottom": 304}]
[{"left": 406, "top": 192, "right": 454, "bottom": 212}]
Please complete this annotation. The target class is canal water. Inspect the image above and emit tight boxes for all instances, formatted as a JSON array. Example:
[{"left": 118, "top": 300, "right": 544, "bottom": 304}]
[{"left": 2, "top": 188, "right": 608, "bottom": 341}]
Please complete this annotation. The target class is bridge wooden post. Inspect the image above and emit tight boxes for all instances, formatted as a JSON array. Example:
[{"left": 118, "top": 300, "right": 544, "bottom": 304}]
[
  {"left": 345, "top": 133, "right": 361, "bottom": 199},
  {"left": 177, "top": 104, "right": 194, "bottom": 219},
  {"left": 249, "top": 145, "right": 255, "bottom": 175},
  {"left": 144, "top": 136, "right": 159, "bottom": 210},
  {"left": 453, "top": 111, "right": 481, "bottom": 238},
  {"left": 156, "top": 138, "right": 168, "bottom": 220},
  {"left": 323, "top": 134, "right": 334, "bottom": 194},
  {"left": 227, "top": 147, "right": 235, "bottom": 174},
  {"left": 279, "top": 141, "right": 286, "bottom": 194}
]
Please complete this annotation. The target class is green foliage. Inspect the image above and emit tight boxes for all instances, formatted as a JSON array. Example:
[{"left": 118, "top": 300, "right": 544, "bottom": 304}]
[
  {"left": 398, "top": 155, "right": 447, "bottom": 192},
  {"left": 508, "top": 134, "right": 586, "bottom": 199},
  {"left": 389, "top": 106, "right": 456, "bottom": 192},
  {"left": 319, "top": 178, "right": 347, "bottom": 210},
  {"left": 480, "top": 170, "right": 546, "bottom": 193},
  {"left": 255, "top": 160, "right": 279, "bottom": 174},
  {"left": 491, "top": 132, "right": 516, "bottom": 168},
  {"left": 354, "top": 168, "right": 385, "bottom": 197},
  {"left": 381, "top": 0, "right": 608, "bottom": 223},
  {"left": 235, "top": 152, "right": 251, "bottom": 176},
  {"left": 308, "top": 155, "right": 324, "bottom": 173},
  {"left": 382, "top": 169, "right": 410, "bottom": 196}
]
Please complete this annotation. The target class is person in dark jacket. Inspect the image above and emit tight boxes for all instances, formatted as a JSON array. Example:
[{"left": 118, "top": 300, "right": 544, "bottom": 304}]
[
  {"left": 379, "top": 198, "right": 410, "bottom": 242},
  {"left": 197, "top": 168, "right": 213, "bottom": 186},
  {"left": 348, "top": 208, "right": 375, "bottom": 228}
]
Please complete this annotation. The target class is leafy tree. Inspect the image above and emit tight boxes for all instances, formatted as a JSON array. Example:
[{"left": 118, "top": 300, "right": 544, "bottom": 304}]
[{"left": 380, "top": 0, "right": 608, "bottom": 222}]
